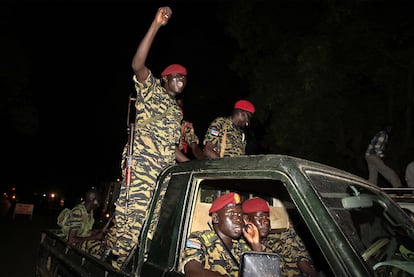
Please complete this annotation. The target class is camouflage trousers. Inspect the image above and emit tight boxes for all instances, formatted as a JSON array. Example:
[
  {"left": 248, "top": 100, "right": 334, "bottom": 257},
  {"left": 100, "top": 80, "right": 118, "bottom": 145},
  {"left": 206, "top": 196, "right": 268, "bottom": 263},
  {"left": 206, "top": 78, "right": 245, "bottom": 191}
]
[
  {"left": 111, "top": 156, "right": 166, "bottom": 269},
  {"left": 80, "top": 239, "right": 104, "bottom": 256},
  {"left": 58, "top": 231, "right": 105, "bottom": 257}
]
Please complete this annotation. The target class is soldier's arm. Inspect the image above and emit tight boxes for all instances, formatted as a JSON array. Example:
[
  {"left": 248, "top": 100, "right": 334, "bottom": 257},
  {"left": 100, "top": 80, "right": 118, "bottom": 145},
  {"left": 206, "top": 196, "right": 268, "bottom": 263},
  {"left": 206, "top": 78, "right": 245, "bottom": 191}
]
[
  {"left": 176, "top": 147, "right": 190, "bottom": 162},
  {"left": 181, "top": 234, "right": 226, "bottom": 276},
  {"left": 288, "top": 228, "right": 318, "bottom": 276},
  {"left": 242, "top": 220, "right": 262, "bottom": 252},
  {"left": 203, "top": 118, "right": 223, "bottom": 159},
  {"left": 132, "top": 6, "right": 172, "bottom": 82},
  {"left": 298, "top": 261, "right": 318, "bottom": 277},
  {"left": 184, "top": 260, "right": 226, "bottom": 277},
  {"left": 183, "top": 124, "right": 205, "bottom": 160},
  {"left": 203, "top": 141, "right": 219, "bottom": 159},
  {"left": 67, "top": 228, "right": 104, "bottom": 245},
  {"left": 191, "top": 142, "right": 205, "bottom": 160}
]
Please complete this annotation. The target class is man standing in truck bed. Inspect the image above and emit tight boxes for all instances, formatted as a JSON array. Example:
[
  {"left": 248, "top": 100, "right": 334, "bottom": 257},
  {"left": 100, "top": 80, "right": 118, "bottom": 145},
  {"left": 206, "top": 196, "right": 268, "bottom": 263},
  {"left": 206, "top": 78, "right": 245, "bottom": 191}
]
[
  {"left": 203, "top": 100, "right": 255, "bottom": 158},
  {"left": 111, "top": 6, "right": 190, "bottom": 269}
]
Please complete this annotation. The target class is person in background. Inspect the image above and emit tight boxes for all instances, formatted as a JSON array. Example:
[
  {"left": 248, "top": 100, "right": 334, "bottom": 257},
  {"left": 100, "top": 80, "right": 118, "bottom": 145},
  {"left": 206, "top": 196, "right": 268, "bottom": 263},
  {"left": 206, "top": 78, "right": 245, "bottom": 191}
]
[
  {"left": 181, "top": 192, "right": 261, "bottom": 276},
  {"left": 176, "top": 94, "right": 205, "bottom": 160},
  {"left": 111, "top": 6, "right": 190, "bottom": 269},
  {"left": 405, "top": 161, "right": 414, "bottom": 188},
  {"left": 365, "top": 125, "right": 402, "bottom": 187},
  {"left": 203, "top": 100, "right": 255, "bottom": 158},
  {"left": 59, "top": 189, "right": 105, "bottom": 255},
  {"left": 242, "top": 197, "right": 318, "bottom": 277}
]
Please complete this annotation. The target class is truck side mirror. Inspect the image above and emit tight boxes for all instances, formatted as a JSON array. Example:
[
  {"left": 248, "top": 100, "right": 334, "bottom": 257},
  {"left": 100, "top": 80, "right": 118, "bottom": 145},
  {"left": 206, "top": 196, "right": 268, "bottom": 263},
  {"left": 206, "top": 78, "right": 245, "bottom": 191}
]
[{"left": 239, "top": 251, "right": 281, "bottom": 277}]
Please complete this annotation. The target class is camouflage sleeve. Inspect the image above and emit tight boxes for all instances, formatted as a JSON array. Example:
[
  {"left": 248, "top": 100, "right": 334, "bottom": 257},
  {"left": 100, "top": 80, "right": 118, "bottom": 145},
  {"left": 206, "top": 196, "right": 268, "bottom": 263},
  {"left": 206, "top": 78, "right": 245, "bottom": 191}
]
[
  {"left": 284, "top": 228, "right": 313, "bottom": 263},
  {"left": 133, "top": 70, "right": 158, "bottom": 102},
  {"left": 203, "top": 117, "right": 223, "bottom": 146},
  {"left": 265, "top": 231, "right": 307, "bottom": 276},
  {"left": 237, "top": 237, "right": 254, "bottom": 253},
  {"left": 180, "top": 233, "right": 205, "bottom": 273},
  {"left": 183, "top": 122, "right": 199, "bottom": 145},
  {"left": 66, "top": 206, "right": 84, "bottom": 231}
]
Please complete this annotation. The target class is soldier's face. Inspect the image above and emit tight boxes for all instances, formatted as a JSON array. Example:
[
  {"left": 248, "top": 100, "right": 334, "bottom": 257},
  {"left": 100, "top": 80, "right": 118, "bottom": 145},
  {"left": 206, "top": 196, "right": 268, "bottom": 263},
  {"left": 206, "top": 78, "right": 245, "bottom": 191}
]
[
  {"left": 92, "top": 197, "right": 101, "bottom": 210},
  {"left": 165, "top": 74, "right": 187, "bottom": 95},
  {"left": 216, "top": 204, "right": 243, "bottom": 239},
  {"left": 234, "top": 110, "right": 252, "bottom": 128},
  {"left": 86, "top": 192, "right": 101, "bottom": 211},
  {"left": 246, "top": 211, "right": 270, "bottom": 238}
]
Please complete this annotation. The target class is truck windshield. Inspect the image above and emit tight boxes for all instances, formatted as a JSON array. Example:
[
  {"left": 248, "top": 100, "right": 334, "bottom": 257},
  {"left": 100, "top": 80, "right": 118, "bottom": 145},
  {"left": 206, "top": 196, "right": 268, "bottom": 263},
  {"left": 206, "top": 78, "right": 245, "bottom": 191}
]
[{"left": 306, "top": 171, "right": 414, "bottom": 275}]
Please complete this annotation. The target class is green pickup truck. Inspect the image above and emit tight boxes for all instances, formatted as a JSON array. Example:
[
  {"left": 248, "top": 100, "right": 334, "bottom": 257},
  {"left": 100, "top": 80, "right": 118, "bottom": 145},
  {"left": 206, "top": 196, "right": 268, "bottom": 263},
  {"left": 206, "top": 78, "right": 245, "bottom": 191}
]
[{"left": 36, "top": 154, "right": 414, "bottom": 277}]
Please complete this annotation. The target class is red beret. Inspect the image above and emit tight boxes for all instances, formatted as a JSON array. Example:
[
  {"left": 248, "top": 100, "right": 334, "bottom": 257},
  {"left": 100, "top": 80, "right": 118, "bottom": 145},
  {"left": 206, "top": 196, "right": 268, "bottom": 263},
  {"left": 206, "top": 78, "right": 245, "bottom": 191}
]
[
  {"left": 234, "top": 100, "right": 255, "bottom": 114},
  {"left": 242, "top": 197, "right": 270, "bottom": 213},
  {"left": 209, "top": 192, "right": 241, "bottom": 214},
  {"left": 161, "top": 64, "right": 187, "bottom": 77}
]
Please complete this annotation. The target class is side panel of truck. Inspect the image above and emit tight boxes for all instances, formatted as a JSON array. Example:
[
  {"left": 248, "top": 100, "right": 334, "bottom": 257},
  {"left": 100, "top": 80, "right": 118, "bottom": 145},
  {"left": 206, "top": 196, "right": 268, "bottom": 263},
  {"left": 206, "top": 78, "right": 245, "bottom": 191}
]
[{"left": 36, "top": 155, "right": 414, "bottom": 277}]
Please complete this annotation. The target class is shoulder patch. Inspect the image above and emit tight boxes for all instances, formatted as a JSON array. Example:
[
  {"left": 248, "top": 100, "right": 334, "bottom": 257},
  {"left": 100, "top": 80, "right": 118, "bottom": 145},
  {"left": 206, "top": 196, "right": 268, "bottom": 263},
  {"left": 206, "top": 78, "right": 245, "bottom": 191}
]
[
  {"left": 200, "top": 230, "right": 217, "bottom": 247},
  {"left": 210, "top": 129, "right": 220, "bottom": 136},
  {"left": 186, "top": 239, "right": 202, "bottom": 249}
]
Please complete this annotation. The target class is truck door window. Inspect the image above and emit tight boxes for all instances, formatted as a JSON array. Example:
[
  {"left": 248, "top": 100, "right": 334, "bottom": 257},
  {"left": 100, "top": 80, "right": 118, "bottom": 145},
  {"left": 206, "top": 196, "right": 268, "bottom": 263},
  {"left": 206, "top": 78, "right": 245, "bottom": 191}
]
[
  {"left": 307, "top": 171, "right": 414, "bottom": 275},
  {"left": 142, "top": 172, "right": 190, "bottom": 271},
  {"left": 179, "top": 178, "right": 333, "bottom": 276}
]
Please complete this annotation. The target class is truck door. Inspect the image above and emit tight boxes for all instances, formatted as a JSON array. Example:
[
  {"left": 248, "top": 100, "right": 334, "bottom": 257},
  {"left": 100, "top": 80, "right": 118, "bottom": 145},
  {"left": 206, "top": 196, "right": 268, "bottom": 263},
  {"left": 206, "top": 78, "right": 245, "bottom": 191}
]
[{"left": 139, "top": 171, "right": 193, "bottom": 277}]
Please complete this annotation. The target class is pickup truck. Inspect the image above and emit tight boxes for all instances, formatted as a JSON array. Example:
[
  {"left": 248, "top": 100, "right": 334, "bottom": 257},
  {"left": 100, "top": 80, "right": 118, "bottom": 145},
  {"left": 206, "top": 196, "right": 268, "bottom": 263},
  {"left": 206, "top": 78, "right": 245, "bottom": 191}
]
[{"left": 36, "top": 154, "right": 414, "bottom": 277}]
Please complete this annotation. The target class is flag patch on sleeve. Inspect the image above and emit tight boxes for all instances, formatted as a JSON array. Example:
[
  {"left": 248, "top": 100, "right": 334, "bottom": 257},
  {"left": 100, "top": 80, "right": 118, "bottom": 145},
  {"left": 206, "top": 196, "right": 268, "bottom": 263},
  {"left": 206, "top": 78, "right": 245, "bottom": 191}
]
[
  {"left": 186, "top": 239, "right": 201, "bottom": 249},
  {"left": 210, "top": 129, "right": 220, "bottom": 136}
]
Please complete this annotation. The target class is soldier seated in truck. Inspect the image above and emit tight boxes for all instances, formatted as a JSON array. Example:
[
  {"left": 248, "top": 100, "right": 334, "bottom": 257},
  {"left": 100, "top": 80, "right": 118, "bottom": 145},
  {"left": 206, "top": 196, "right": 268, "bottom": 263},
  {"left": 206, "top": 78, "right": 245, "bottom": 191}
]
[
  {"left": 242, "top": 197, "right": 318, "bottom": 277},
  {"left": 57, "top": 189, "right": 106, "bottom": 255},
  {"left": 180, "top": 192, "right": 262, "bottom": 276}
]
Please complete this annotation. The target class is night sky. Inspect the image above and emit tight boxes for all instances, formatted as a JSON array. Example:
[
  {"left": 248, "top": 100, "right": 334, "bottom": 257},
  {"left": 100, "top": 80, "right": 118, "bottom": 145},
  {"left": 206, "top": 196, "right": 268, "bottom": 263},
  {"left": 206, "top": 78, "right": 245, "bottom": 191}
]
[
  {"left": 2, "top": 0, "right": 413, "bottom": 198},
  {"left": 2, "top": 0, "right": 240, "bottom": 196}
]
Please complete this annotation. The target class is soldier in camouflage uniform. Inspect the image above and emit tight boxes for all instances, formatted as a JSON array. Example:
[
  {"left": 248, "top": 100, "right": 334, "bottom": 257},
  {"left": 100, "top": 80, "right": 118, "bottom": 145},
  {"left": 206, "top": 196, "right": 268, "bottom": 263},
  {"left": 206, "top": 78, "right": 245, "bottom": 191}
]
[
  {"left": 242, "top": 197, "right": 318, "bottom": 277},
  {"left": 111, "top": 6, "right": 190, "bottom": 269},
  {"left": 59, "top": 190, "right": 105, "bottom": 256},
  {"left": 181, "top": 192, "right": 261, "bottom": 276},
  {"left": 203, "top": 100, "right": 255, "bottom": 158}
]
